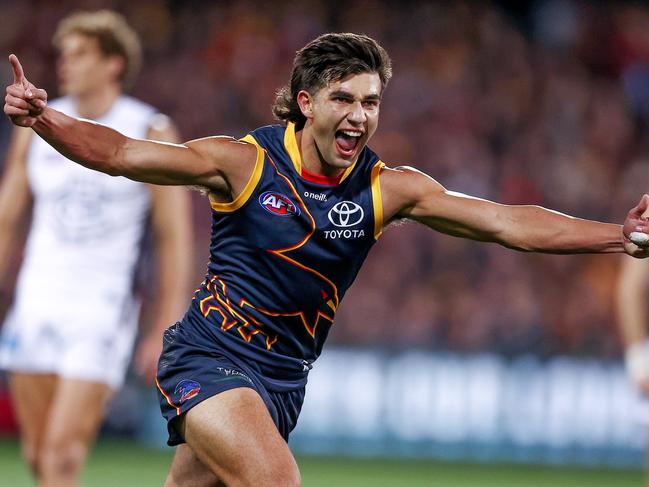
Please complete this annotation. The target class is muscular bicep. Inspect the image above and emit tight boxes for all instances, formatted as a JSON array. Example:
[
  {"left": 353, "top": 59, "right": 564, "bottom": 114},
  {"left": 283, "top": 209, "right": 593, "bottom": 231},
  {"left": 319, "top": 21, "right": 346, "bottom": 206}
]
[
  {"left": 380, "top": 165, "right": 507, "bottom": 242},
  {"left": 117, "top": 135, "right": 257, "bottom": 196},
  {"left": 116, "top": 137, "right": 220, "bottom": 187},
  {"left": 380, "top": 164, "right": 621, "bottom": 254}
]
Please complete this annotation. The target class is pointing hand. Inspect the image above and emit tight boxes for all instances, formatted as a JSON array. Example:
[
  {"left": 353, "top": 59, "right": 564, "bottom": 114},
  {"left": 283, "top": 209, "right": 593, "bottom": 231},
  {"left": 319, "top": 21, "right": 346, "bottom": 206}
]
[{"left": 4, "top": 54, "right": 48, "bottom": 127}]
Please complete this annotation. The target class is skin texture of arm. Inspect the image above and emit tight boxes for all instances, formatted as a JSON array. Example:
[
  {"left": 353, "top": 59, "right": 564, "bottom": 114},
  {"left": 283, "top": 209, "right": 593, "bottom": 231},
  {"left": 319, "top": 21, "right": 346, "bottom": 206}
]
[
  {"left": 379, "top": 165, "right": 647, "bottom": 255},
  {"left": 133, "top": 118, "right": 194, "bottom": 384},
  {"left": 0, "top": 127, "right": 33, "bottom": 295}
]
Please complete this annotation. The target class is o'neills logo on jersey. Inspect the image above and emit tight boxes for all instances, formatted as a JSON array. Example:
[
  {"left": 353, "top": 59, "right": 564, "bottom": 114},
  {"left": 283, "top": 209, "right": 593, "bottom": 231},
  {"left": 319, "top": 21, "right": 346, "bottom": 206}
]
[
  {"left": 325, "top": 200, "right": 365, "bottom": 239},
  {"left": 259, "top": 191, "right": 301, "bottom": 217}
]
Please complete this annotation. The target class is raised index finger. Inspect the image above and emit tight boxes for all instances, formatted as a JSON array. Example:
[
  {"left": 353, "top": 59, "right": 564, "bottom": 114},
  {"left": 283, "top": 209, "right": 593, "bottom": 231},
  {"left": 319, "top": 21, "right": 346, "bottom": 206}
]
[{"left": 9, "top": 54, "right": 26, "bottom": 86}]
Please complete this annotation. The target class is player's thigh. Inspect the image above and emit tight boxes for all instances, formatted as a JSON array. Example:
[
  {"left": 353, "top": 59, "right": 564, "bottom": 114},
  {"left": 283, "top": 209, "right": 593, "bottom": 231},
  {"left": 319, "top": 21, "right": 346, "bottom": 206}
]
[
  {"left": 180, "top": 387, "right": 300, "bottom": 487},
  {"left": 165, "top": 444, "right": 225, "bottom": 487},
  {"left": 8, "top": 372, "right": 57, "bottom": 448},
  {"left": 43, "top": 377, "right": 113, "bottom": 450}
]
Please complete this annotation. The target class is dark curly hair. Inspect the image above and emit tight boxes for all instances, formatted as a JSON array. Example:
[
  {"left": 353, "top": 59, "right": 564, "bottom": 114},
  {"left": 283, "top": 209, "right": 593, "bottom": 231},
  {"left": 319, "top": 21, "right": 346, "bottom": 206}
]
[{"left": 272, "top": 33, "right": 392, "bottom": 130}]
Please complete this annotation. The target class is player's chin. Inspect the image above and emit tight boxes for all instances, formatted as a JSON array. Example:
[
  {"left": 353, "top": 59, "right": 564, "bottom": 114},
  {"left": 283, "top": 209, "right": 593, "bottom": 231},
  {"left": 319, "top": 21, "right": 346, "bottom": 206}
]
[
  {"left": 332, "top": 153, "right": 356, "bottom": 169},
  {"left": 333, "top": 141, "right": 363, "bottom": 165}
]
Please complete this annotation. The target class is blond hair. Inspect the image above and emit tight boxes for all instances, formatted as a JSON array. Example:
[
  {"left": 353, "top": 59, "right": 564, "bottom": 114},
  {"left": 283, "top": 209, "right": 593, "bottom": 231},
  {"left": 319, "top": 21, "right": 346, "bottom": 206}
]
[{"left": 53, "top": 10, "right": 142, "bottom": 89}]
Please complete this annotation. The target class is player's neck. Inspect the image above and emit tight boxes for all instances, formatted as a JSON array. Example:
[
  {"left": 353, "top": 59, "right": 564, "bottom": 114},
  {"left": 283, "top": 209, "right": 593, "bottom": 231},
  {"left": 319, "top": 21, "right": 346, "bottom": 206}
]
[
  {"left": 73, "top": 84, "right": 121, "bottom": 120},
  {"left": 296, "top": 127, "right": 345, "bottom": 178}
]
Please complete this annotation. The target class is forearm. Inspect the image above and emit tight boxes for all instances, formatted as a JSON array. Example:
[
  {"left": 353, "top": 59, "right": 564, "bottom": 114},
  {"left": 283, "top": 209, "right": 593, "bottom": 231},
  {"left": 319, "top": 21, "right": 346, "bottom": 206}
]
[
  {"left": 148, "top": 187, "right": 193, "bottom": 335},
  {"left": 31, "top": 106, "right": 126, "bottom": 176},
  {"left": 495, "top": 206, "right": 623, "bottom": 254},
  {"left": 151, "top": 236, "right": 192, "bottom": 334}
]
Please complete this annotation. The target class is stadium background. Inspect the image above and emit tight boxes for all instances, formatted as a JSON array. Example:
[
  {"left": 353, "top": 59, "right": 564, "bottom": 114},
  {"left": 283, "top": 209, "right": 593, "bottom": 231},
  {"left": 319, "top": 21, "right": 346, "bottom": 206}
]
[{"left": 0, "top": 0, "right": 648, "bottom": 485}]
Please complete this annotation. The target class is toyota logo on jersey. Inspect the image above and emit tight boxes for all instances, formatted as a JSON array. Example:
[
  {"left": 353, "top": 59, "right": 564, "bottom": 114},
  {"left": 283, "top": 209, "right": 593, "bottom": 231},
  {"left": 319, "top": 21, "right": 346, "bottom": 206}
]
[
  {"left": 259, "top": 191, "right": 300, "bottom": 217},
  {"left": 328, "top": 201, "right": 364, "bottom": 227}
]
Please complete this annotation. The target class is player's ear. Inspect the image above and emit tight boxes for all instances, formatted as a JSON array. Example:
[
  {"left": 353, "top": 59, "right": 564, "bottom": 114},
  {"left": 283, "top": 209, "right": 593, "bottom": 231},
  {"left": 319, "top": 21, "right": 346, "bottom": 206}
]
[
  {"left": 296, "top": 90, "right": 313, "bottom": 119},
  {"left": 106, "top": 55, "right": 125, "bottom": 85}
]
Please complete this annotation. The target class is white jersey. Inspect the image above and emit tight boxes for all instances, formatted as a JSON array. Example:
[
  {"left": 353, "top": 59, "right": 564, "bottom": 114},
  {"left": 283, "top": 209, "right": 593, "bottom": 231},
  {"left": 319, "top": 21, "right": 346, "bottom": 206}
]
[
  {"left": 0, "top": 95, "right": 157, "bottom": 387},
  {"left": 22, "top": 96, "right": 154, "bottom": 297}
]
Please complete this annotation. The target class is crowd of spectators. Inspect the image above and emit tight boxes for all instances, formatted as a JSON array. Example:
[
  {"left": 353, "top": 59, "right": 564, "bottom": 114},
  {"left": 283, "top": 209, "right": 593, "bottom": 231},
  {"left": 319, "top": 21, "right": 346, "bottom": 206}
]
[{"left": 2, "top": 0, "right": 649, "bottom": 359}]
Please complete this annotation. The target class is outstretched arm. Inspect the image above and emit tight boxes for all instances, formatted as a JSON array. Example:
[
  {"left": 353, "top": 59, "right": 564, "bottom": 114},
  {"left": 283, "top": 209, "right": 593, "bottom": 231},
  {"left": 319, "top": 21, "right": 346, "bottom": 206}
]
[
  {"left": 4, "top": 54, "right": 256, "bottom": 195},
  {"left": 379, "top": 165, "right": 649, "bottom": 257}
]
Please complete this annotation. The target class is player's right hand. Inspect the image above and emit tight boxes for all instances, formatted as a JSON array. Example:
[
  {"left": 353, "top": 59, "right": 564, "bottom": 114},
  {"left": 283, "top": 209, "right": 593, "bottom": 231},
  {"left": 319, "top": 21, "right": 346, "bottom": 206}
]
[
  {"left": 133, "top": 331, "right": 163, "bottom": 385},
  {"left": 4, "top": 54, "right": 48, "bottom": 127},
  {"left": 622, "top": 194, "right": 649, "bottom": 258}
]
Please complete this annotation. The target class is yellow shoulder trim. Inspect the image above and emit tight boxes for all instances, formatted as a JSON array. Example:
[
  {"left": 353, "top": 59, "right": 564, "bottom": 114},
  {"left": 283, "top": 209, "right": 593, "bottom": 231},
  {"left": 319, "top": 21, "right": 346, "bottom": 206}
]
[
  {"left": 283, "top": 122, "right": 302, "bottom": 174},
  {"left": 370, "top": 160, "right": 385, "bottom": 240},
  {"left": 240, "top": 134, "right": 257, "bottom": 145},
  {"left": 340, "top": 160, "right": 357, "bottom": 183},
  {"left": 209, "top": 135, "right": 265, "bottom": 212}
]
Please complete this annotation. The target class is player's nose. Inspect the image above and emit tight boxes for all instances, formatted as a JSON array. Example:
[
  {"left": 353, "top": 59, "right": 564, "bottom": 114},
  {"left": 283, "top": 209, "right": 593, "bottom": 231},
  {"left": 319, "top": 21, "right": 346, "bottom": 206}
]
[{"left": 347, "top": 101, "right": 367, "bottom": 124}]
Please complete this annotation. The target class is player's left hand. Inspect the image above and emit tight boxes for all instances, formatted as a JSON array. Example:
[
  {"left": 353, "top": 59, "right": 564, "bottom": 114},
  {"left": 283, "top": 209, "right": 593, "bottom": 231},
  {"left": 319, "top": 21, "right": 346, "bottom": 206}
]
[
  {"left": 622, "top": 194, "right": 649, "bottom": 258},
  {"left": 133, "top": 331, "right": 163, "bottom": 385}
]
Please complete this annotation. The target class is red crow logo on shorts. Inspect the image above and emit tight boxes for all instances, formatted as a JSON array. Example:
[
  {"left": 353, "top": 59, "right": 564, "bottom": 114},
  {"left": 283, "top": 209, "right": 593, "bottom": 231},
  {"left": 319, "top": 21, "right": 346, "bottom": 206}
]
[
  {"left": 259, "top": 191, "right": 300, "bottom": 217},
  {"left": 175, "top": 379, "right": 201, "bottom": 403}
]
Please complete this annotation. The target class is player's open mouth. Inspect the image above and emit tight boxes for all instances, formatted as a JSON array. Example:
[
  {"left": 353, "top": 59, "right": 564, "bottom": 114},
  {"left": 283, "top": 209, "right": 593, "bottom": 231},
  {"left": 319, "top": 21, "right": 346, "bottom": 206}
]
[{"left": 335, "top": 130, "right": 362, "bottom": 157}]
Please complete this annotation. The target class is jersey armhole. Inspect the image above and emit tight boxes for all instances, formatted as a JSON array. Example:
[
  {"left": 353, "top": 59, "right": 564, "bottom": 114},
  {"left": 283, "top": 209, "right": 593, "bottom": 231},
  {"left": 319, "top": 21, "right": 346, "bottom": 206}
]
[
  {"left": 370, "top": 160, "right": 385, "bottom": 240},
  {"left": 209, "top": 135, "right": 265, "bottom": 213}
]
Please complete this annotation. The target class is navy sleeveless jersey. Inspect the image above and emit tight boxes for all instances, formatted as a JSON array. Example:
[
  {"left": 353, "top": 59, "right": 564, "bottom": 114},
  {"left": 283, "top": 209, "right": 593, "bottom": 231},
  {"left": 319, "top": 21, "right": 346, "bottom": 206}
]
[{"left": 185, "top": 122, "right": 385, "bottom": 378}]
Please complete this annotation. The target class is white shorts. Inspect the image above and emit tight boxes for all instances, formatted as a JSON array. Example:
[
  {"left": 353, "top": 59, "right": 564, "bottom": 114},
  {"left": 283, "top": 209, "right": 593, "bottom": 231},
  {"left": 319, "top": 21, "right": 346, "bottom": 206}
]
[{"left": 0, "top": 286, "right": 139, "bottom": 390}]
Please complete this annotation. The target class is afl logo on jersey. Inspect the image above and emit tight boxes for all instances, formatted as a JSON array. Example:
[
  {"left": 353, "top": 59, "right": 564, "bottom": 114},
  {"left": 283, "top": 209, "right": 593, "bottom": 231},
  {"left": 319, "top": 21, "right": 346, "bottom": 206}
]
[
  {"left": 328, "top": 201, "right": 364, "bottom": 227},
  {"left": 259, "top": 191, "right": 300, "bottom": 217}
]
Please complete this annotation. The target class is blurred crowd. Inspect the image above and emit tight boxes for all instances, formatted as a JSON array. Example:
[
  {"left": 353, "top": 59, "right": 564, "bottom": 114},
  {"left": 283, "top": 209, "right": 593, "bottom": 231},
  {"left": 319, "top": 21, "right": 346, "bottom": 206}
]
[{"left": 2, "top": 0, "right": 649, "bottom": 359}]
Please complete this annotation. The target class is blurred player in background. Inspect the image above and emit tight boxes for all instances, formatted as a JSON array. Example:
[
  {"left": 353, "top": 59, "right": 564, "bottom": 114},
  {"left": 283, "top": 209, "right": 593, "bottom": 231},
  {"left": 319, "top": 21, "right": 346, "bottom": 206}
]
[
  {"left": 0, "top": 11, "right": 191, "bottom": 487},
  {"left": 5, "top": 32, "right": 649, "bottom": 486},
  {"left": 617, "top": 258, "right": 649, "bottom": 395},
  {"left": 616, "top": 256, "right": 649, "bottom": 480}
]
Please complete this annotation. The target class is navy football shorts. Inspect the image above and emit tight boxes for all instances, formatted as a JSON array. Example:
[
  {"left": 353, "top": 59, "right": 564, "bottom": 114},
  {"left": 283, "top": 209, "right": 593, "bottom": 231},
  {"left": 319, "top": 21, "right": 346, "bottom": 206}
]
[{"left": 156, "top": 321, "right": 305, "bottom": 446}]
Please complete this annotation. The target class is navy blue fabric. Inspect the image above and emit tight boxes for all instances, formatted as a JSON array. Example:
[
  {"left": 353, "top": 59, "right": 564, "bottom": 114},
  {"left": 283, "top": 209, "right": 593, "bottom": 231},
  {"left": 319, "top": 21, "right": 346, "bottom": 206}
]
[{"left": 157, "top": 320, "right": 305, "bottom": 445}]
